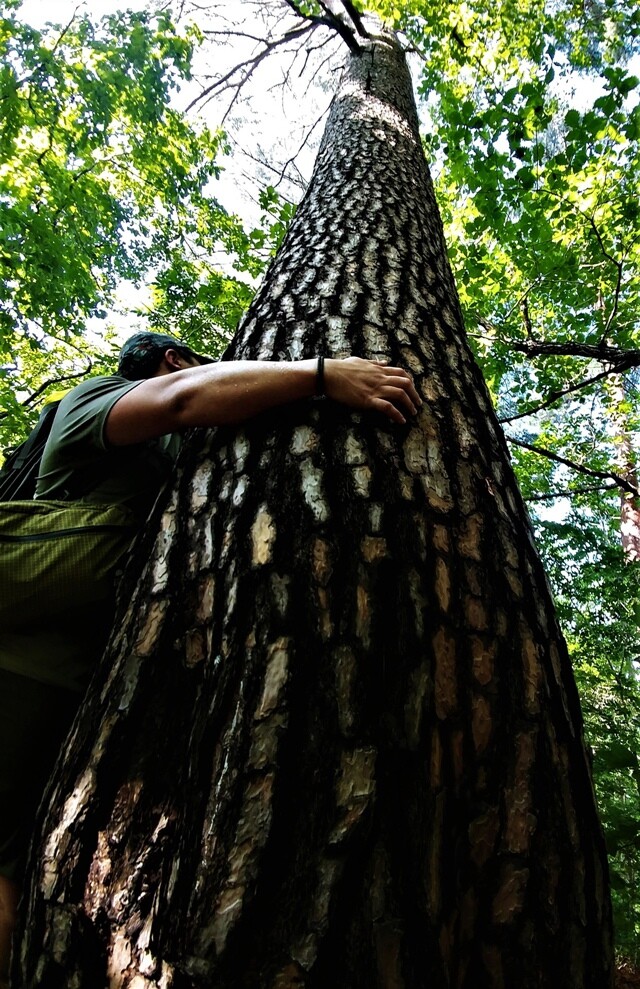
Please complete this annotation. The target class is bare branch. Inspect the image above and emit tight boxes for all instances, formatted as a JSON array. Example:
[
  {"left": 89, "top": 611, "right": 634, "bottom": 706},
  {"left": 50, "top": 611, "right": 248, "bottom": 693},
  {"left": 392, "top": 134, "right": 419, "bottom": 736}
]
[
  {"left": 586, "top": 214, "right": 624, "bottom": 345},
  {"left": 339, "top": 0, "right": 371, "bottom": 38},
  {"left": 284, "top": 0, "right": 363, "bottom": 53},
  {"left": 506, "top": 435, "right": 640, "bottom": 498},
  {"left": 185, "top": 22, "right": 316, "bottom": 114},
  {"left": 499, "top": 365, "right": 622, "bottom": 424},
  {"left": 504, "top": 337, "right": 640, "bottom": 369},
  {"left": 525, "top": 484, "right": 618, "bottom": 502}
]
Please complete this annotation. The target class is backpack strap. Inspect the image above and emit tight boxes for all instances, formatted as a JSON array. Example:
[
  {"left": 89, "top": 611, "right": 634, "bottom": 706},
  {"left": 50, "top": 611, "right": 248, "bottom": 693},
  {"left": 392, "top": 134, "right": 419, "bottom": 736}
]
[{"left": 0, "top": 402, "right": 61, "bottom": 501}]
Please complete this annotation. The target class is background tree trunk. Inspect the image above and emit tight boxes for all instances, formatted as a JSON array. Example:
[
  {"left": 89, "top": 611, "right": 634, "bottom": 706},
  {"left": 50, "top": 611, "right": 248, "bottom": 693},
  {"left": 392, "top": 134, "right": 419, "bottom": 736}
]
[{"left": 15, "top": 20, "right": 613, "bottom": 989}]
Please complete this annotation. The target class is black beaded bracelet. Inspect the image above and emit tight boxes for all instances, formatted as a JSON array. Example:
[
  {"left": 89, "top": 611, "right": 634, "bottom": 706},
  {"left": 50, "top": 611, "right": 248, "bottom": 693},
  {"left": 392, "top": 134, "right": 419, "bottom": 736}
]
[{"left": 316, "top": 355, "right": 325, "bottom": 396}]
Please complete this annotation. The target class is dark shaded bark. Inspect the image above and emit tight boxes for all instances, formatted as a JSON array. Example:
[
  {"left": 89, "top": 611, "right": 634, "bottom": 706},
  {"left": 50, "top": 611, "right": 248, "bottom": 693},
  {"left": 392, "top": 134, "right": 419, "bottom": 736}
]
[{"left": 15, "top": 19, "right": 613, "bottom": 989}]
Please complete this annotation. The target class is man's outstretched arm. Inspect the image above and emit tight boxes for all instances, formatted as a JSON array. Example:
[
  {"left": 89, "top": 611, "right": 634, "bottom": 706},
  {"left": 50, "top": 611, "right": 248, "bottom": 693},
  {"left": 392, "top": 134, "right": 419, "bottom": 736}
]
[{"left": 105, "top": 357, "right": 422, "bottom": 446}]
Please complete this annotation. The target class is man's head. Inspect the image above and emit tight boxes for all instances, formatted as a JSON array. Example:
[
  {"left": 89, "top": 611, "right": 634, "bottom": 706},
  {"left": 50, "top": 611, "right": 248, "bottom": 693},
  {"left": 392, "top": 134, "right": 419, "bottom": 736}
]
[{"left": 118, "top": 332, "right": 213, "bottom": 381}]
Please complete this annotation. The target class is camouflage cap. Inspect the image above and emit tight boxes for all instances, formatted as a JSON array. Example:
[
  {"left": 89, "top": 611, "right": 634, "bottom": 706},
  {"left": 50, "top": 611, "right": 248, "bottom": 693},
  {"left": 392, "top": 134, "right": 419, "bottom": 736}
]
[{"left": 117, "top": 332, "right": 214, "bottom": 381}]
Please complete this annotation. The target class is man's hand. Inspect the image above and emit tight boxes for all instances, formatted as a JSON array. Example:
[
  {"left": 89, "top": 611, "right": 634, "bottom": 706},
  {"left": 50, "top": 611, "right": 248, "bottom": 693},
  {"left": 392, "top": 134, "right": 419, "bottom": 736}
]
[{"left": 325, "top": 357, "right": 422, "bottom": 424}]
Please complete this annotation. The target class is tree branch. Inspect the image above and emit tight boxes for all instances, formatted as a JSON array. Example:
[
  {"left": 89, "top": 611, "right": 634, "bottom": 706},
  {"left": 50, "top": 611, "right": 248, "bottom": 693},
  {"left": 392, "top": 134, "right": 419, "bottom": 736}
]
[
  {"left": 505, "top": 337, "right": 640, "bottom": 368},
  {"left": 506, "top": 435, "right": 640, "bottom": 497},
  {"left": 587, "top": 214, "right": 624, "bottom": 345},
  {"left": 185, "top": 23, "right": 316, "bottom": 114},
  {"left": 339, "top": 0, "right": 370, "bottom": 38},
  {"left": 499, "top": 364, "right": 623, "bottom": 425},
  {"left": 284, "top": 0, "right": 363, "bottom": 53},
  {"left": 525, "top": 483, "right": 618, "bottom": 502}
]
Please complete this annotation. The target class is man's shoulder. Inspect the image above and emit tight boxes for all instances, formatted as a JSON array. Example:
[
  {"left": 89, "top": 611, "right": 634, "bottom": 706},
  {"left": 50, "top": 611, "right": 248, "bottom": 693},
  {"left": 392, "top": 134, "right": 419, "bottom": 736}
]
[{"left": 59, "top": 375, "right": 141, "bottom": 412}]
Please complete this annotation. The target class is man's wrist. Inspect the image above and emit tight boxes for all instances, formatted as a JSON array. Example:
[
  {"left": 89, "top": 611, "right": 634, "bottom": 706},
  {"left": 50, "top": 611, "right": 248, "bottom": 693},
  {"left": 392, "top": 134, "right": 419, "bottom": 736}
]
[{"left": 316, "top": 356, "right": 325, "bottom": 396}]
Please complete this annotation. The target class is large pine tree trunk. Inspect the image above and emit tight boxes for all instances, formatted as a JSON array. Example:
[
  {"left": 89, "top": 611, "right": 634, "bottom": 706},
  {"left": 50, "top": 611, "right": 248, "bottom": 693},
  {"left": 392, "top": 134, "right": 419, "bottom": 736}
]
[{"left": 14, "top": 21, "right": 613, "bottom": 989}]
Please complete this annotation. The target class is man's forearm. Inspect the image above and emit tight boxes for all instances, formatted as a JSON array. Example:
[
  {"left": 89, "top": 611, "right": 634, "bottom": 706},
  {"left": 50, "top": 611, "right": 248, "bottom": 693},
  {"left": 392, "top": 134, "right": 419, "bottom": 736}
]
[{"left": 105, "top": 357, "right": 421, "bottom": 447}]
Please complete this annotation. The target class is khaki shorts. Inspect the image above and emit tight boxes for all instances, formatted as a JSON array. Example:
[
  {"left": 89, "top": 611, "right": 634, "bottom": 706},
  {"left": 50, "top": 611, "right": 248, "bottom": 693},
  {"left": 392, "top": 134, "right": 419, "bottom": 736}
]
[{"left": 0, "top": 668, "right": 79, "bottom": 882}]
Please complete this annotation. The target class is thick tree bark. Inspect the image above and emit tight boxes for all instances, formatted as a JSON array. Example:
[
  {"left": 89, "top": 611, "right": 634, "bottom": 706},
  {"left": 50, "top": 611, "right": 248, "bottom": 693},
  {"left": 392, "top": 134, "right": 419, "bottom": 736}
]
[{"left": 15, "top": 21, "right": 613, "bottom": 989}]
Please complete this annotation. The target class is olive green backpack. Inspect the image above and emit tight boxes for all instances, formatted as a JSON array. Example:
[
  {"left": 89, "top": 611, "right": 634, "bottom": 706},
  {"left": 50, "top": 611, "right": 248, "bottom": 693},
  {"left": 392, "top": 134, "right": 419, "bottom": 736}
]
[
  {"left": 0, "top": 499, "right": 134, "bottom": 630},
  {"left": 0, "top": 398, "right": 135, "bottom": 632}
]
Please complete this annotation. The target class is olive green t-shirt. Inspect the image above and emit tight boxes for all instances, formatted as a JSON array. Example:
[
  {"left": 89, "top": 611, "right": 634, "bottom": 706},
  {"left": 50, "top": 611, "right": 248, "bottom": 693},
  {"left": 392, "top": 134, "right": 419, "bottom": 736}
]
[{"left": 35, "top": 375, "right": 181, "bottom": 520}]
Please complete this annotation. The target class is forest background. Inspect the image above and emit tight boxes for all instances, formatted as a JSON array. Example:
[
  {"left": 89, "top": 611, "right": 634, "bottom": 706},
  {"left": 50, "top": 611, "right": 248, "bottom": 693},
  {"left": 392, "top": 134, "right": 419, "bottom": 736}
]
[{"left": 1, "top": 0, "right": 640, "bottom": 963}]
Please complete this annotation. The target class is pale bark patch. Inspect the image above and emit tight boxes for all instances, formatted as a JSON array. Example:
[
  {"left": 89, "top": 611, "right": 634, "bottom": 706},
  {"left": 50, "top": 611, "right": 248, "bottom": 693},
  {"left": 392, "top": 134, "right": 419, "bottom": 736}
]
[
  {"left": 469, "top": 808, "right": 500, "bottom": 867},
  {"left": 520, "top": 625, "right": 542, "bottom": 714},
  {"left": 299, "top": 459, "right": 329, "bottom": 523},
  {"left": 435, "top": 556, "right": 450, "bottom": 612},
  {"left": 312, "top": 538, "right": 332, "bottom": 585},
  {"left": 190, "top": 461, "right": 211, "bottom": 512},
  {"left": 134, "top": 600, "right": 168, "bottom": 657},
  {"left": 492, "top": 866, "right": 530, "bottom": 923},
  {"left": 465, "top": 596, "right": 488, "bottom": 631},
  {"left": 232, "top": 475, "right": 248, "bottom": 508},
  {"left": 404, "top": 661, "right": 430, "bottom": 748},
  {"left": 430, "top": 727, "right": 442, "bottom": 789},
  {"left": 506, "top": 569, "right": 523, "bottom": 598},
  {"left": 291, "top": 426, "right": 319, "bottom": 456},
  {"left": 434, "top": 626, "right": 457, "bottom": 719},
  {"left": 470, "top": 636, "right": 495, "bottom": 686},
  {"left": 334, "top": 646, "right": 357, "bottom": 736},
  {"left": 251, "top": 504, "right": 276, "bottom": 566},
  {"left": 356, "top": 584, "right": 370, "bottom": 646},
  {"left": 432, "top": 524, "right": 450, "bottom": 552},
  {"left": 458, "top": 513, "right": 483, "bottom": 560},
  {"left": 361, "top": 536, "right": 387, "bottom": 562},
  {"left": 504, "top": 730, "right": 537, "bottom": 854},
  {"left": 472, "top": 694, "right": 492, "bottom": 753},
  {"left": 353, "top": 465, "right": 372, "bottom": 496},
  {"left": 255, "top": 638, "right": 290, "bottom": 720}
]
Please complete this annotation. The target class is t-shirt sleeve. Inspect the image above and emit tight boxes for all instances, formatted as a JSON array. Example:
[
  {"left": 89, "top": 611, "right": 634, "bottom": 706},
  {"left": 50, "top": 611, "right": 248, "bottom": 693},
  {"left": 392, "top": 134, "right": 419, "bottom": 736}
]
[{"left": 53, "top": 376, "right": 143, "bottom": 454}]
